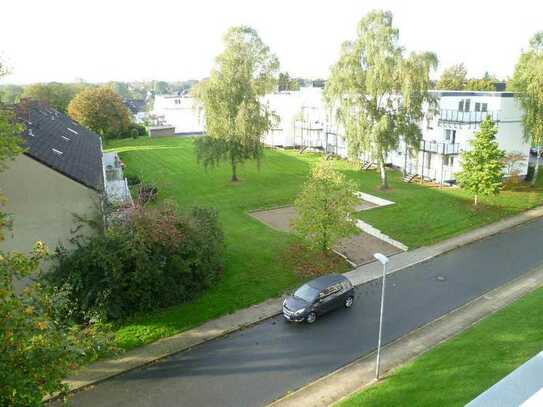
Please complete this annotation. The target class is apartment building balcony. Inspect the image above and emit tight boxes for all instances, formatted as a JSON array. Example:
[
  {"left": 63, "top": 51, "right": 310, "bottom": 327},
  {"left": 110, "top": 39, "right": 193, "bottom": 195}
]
[
  {"left": 419, "top": 140, "right": 460, "bottom": 155},
  {"left": 438, "top": 109, "right": 500, "bottom": 127}
]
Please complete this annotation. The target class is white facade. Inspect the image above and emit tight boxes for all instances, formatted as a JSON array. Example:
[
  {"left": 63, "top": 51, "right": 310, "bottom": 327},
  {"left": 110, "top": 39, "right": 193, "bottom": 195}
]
[
  {"left": 388, "top": 91, "right": 529, "bottom": 183},
  {"left": 151, "top": 88, "right": 530, "bottom": 184},
  {"left": 151, "top": 95, "right": 205, "bottom": 134}
]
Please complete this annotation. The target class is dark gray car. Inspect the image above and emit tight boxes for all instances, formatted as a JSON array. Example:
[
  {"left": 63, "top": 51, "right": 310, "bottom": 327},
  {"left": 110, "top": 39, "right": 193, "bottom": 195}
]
[{"left": 282, "top": 274, "right": 354, "bottom": 323}]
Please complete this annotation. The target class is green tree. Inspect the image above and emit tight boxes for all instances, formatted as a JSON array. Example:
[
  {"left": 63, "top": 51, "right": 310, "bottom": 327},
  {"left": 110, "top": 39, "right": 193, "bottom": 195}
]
[
  {"left": 465, "top": 72, "right": 497, "bottom": 91},
  {"left": 457, "top": 117, "right": 505, "bottom": 205},
  {"left": 511, "top": 31, "right": 543, "bottom": 185},
  {"left": 325, "top": 10, "right": 437, "bottom": 189},
  {"left": 21, "top": 82, "right": 80, "bottom": 113},
  {"left": 437, "top": 63, "right": 468, "bottom": 90},
  {"left": 278, "top": 72, "right": 300, "bottom": 91},
  {"left": 0, "top": 84, "right": 23, "bottom": 104},
  {"left": 292, "top": 160, "right": 358, "bottom": 253},
  {"left": 68, "top": 87, "right": 130, "bottom": 138},
  {"left": 194, "top": 26, "right": 279, "bottom": 181}
]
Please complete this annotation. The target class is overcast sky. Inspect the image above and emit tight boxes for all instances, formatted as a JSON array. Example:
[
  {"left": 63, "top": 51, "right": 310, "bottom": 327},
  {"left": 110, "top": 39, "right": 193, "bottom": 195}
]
[{"left": 1, "top": 0, "right": 541, "bottom": 85}]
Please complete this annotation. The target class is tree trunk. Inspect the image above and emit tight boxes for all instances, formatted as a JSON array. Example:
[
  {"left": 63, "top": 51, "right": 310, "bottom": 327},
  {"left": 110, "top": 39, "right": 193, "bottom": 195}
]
[
  {"left": 474, "top": 194, "right": 478, "bottom": 206},
  {"left": 378, "top": 156, "right": 388, "bottom": 190},
  {"left": 531, "top": 146, "right": 540, "bottom": 187},
  {"left": 231, "top": 159, "right": 239, "bottom": 182}
]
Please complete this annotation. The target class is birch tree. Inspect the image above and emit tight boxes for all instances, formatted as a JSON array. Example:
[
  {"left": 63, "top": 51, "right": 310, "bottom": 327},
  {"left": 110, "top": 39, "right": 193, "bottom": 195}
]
[
  {"left": 511, "top": 32, "right": 543, "bottom": 186},
  {"left": 324, "top": 10, "right": 437, "bottom": 189},
  {"left": 194, "top": 26, "right": 279, "bottom": 182}
]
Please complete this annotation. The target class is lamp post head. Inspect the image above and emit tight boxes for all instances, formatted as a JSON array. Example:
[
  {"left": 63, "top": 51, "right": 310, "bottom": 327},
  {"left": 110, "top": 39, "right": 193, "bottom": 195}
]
[{"left": 373, "top": 253, "right": 389, "bottom": 265}]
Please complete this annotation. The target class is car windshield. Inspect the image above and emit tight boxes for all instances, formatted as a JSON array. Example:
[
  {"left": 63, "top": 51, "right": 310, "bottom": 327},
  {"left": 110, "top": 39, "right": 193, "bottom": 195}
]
[{"left": 294, "top": 284, "right": 319, "bottom": 303}]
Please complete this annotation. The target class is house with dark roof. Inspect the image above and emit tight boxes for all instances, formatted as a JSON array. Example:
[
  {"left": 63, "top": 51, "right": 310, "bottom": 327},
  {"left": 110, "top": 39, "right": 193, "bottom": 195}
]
[{"left": 0, "top": 100, "right": 104, "bottom": 254}]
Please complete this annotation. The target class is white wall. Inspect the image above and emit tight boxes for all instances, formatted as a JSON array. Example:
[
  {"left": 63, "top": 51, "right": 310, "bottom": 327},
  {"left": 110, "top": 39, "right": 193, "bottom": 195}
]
[{"left": 152, "top": 95, "right": 204, "bottom": 133}]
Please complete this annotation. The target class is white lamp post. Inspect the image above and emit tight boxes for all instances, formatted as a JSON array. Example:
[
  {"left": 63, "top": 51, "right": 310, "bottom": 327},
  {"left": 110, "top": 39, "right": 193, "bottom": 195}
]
[{"left": 373, "top": 252, "right": 389, "bottom": 380}]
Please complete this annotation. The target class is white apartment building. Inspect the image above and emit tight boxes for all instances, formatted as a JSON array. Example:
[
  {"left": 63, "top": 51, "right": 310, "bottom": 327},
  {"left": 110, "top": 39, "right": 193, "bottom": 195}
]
[
  {"left": 151, "top": 88, "right": 530, "bottom": 184},
  {"left": 151, "top": 94, "right": 205, "bottom": 134},
  {"left": 388, "top": 91, "right": 529, "bottom": 184}
]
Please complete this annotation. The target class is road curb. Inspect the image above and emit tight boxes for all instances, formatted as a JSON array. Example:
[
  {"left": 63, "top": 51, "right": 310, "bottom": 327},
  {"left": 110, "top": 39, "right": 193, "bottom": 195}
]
[
  {"left": 267, "top": 266, "right": 543, "bottom": 407},
  {"left": 54, "top": 205, "right": 543, "bottom": 399}
]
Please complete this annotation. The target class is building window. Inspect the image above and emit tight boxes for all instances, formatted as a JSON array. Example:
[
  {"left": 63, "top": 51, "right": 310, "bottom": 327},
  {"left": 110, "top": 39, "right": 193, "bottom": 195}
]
[
  {"left": 481, "top": 103, "right": 488, "bottom": 112},
  {"left": 458, "top": 100, "right": 464, "bottom": 112},
  {"left": 475, "top": 103, "right": 481, "bottom": 112},
  {"left": 464, "top": 99, "right": 471, "bottom": 112},
  {"left": 445, "top": 129, "right": 456, "bottom": 142}
]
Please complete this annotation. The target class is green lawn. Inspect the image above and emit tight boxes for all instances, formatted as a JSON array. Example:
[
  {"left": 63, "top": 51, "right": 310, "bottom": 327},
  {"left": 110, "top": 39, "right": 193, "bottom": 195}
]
[
  {"left": 339, "top": 285, "right": 543, "bottom": 407},
  {"left": 105, "top": 137, "right": 543, "bottom": 350}
]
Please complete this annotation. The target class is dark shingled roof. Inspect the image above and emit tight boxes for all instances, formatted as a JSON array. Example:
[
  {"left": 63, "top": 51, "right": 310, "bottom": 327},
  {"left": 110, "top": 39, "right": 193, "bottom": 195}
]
[
  {"left": 17, "top": 102, "right": 103, "bottom": 191},
  {"left": 123, "top": 99, "right": 146, "bottom": 115}
]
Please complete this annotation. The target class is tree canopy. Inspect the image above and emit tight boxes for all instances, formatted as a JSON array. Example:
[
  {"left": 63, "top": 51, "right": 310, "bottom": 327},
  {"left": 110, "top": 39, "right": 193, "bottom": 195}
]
[
  {"left": 194, "top": 26, "right": 279, "bottom": 181},
  {"left": 510, "top": 31, "right": 543, "bottom": 185},
  {"left": 324, "top": 10, "right": 437, "bottom": 189},
  {"left": 456, "top": 117, "right": 505, "bottom": 205},
  {"left": 68, "top": 87, "right": 131, "bottom": 138},
  {"left": 292, "top": 160, "right": 358, "bottom": 252},
  {"left": 21, "top": 82, "right": 86, "bottom": 113},
  {"left": 436, "top": 63, "right": 468, "bottom": 90},
  {"left": 278, "top": 72, "right": 300, "bottom": 91}
]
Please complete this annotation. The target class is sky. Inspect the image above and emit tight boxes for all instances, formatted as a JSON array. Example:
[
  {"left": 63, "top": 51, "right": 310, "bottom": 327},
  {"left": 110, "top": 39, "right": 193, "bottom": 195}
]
[{"left": 0, "top": 0, "right": 541, "bottom": 85}]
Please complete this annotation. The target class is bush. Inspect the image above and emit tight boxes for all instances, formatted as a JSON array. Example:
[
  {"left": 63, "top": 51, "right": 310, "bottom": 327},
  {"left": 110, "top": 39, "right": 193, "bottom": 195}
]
[
  {"left": 137, "top": 183, "right": 159, "bottom": 203},
  {"left": 43, "top": 203, "right": 224, "bottom": 322},
  {"left": 125, "top": 173, "right": 142, "bottom": 186}
]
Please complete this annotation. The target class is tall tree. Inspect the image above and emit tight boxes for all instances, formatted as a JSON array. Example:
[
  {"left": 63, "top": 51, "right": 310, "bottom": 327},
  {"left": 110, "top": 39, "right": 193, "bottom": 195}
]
[
  {"left": 21, "top": 82, "right": 81, "bottom": 113},
  {"left": 324, "top": 10, "right": 437, "bottom": 189},
  {"left": 68, "top": 87, "right": 130, "bottom": 138},
  {"left": 465, "top": 72, "right": 498, "bottom": 91},
  {"left": 437, "top": 63, "right": 468, "bottom": 90},
  {"left": 278, "top": 72, "right": 300, "bottom": 91},
  {"left": 456, "top": 117, "right": 505, "bottom": 205},
  {"left": 511, "top": 31, "right": 543, "bottom": 186},
  {"left": 292, "top": 160, "right": 358, "bottom": 253},
  {"left": 194, "top": 26, "right": 279, "bottom": 181}
]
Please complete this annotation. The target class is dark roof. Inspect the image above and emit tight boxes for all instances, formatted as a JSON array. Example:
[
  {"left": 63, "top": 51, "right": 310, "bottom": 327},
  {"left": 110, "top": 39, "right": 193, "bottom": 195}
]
[
  {"left": 123, "top": 99, "right": 146, "bottom": 115},
  {"left": 17, "top": 102, "right": 103, "bottom": 191},
  {"left": 307, "top": 274, "right": 347, "bottom": 289}
]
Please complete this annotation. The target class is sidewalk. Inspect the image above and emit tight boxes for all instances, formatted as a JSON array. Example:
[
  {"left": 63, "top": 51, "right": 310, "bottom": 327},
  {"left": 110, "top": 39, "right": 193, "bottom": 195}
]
[
  {"left": 58, "top": 205, "right": 543, "bottom": 396},
  {"left": 268, "top": 264, "right": 543, "bottom": 407}
]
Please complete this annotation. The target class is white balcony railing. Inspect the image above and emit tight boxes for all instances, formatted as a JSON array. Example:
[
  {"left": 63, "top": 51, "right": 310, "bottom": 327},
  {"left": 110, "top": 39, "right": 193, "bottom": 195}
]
[{"left": 438, "top": 109, "right": 500, "bottom": 126}]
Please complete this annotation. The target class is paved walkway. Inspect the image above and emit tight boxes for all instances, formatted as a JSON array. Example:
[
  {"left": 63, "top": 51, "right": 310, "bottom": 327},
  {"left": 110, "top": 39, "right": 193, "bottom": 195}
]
[{"left": 56, "top": 205, "right": 543, "bottom": 398}]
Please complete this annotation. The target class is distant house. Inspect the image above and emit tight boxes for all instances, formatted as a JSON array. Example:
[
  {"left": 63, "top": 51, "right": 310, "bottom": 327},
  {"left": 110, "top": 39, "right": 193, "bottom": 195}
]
[
  {"left": 123, "top": 98, "right": 147, "bottom": 123},
  {"left": 0, "top": 101, "right": 104, "bottom": 254}
]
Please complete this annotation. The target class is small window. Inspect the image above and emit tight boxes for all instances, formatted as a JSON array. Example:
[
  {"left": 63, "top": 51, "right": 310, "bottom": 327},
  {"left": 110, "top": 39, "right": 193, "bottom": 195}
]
[
  {"left": 464, "top": 99, "right": 471, "bottom": 112},
  {"left": 61, "top": 136, "right": 71, "bottom": 142},
  {"left": 67, "top": 128, "right": 78, "bottom": 135},
  {"left": 445, "top": 129, "right": 451, "bottom": 141},
  {"left": 475, "top": 103, "right": 481, "bottom": 112},
  {"left": 458, "top": 100, "right": 464, "bottom": 112},
  {"left": 52, "top": 148, "right": 63, "bottom": 156},
  {"left": 481, "top": 103, "right": 488, "bottom": 112}
]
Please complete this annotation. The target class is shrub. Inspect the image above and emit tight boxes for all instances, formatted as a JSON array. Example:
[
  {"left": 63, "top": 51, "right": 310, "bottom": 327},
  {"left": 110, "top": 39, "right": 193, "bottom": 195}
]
[
  {"left": 125, "top": 173, "right": 142, "bottom": 186},
  {"left": 137, "top": 182, "right": 159, "bottom": 203},
  {"left": 43, "top": 203, "right": 224, "bottom": 322}
]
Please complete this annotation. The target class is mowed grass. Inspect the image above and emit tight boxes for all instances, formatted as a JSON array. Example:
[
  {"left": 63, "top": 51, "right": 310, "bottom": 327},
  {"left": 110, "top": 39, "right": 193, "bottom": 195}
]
[
  {"left": 339, "top": 285, "right": 543, "bottom": 407},
  {"left": 105, "top": 137, "right": 543, "bottom": 350}
]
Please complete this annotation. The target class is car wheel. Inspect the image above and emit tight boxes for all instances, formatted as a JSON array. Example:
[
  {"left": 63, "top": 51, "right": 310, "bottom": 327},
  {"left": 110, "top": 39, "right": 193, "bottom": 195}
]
[
  {"left": 306, "top": 312, "right": 317, "bottom": 324},
  {"left": 345, "top": 296, "right": 354, "bottom": 308}
]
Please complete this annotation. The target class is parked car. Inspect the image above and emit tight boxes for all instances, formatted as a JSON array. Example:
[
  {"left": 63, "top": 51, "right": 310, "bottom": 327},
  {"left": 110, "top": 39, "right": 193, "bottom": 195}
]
[{"left": 282, "top": 274, "right": 354, "bottom": 323}]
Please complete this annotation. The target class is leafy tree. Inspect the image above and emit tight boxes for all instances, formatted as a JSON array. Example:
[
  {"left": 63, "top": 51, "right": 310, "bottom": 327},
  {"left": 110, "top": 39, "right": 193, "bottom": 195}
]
[
  {"left": 21, "top": 82, "right": 81, "bottom": 113},
  {"left": 325, "top": 10, "right": 437, "bottom": 189},
  {"left": 153, "top": 81, "right": 170, "bottom": 95},
  {"left": 194, "top": 26, "right": 279, "bottom": 181},
  {"left": 0, "top": 84, "right": 23, "bottom": 104},
  {"left": 457, "top": 117, "right": 505, "bottom": 205},
  {"left": 107, "top": 81, "right": 132, "bottom": 98},
  {"left": 292, "top": 160, "right": 358, "bottom": 253},
  {"left": 68, "top": 86, "right": 130, "bottom": 138},
  {"left": 437, "top": 63, "right": 468, "bottom": 90},
  {"left": 465, "top": 72, "right": 498, "bottom": 91},
  {"left": 510, "top": 31, "right": 543, "bottom": 185},
  {"left": 278, "top": 72, "right": 300, "bottom": 91}
]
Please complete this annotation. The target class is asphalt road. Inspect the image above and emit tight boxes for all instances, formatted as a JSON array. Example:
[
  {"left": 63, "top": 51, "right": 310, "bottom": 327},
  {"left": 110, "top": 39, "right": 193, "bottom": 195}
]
[{"left": 62, "top": 219, "right": 543, "bottom": 407}]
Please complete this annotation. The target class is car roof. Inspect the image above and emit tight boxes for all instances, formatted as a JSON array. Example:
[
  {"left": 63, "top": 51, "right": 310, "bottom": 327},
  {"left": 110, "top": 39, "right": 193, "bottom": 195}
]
[{"left": 306, "top": 274, "right": 347, "bottom": 290}]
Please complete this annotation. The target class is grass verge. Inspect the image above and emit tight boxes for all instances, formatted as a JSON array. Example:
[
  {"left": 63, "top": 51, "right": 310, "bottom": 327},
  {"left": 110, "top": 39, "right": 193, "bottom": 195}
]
[{"left": 338, "top": 285, "right": 543, "bottom": 407}]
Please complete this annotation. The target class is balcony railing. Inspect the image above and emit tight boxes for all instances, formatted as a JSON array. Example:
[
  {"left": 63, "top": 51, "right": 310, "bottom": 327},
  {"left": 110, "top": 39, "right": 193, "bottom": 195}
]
[
  {"left": 438, "top": 109, "right": 500, "bottom": 127},
  {"left": 419, "top": 140, "right": 460, "bottom": 155}
]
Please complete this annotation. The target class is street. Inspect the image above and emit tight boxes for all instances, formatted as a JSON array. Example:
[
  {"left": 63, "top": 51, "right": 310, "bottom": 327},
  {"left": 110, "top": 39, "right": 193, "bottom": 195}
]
[{"left": 61, "top": 219, "right": 543, "bottom": 407}]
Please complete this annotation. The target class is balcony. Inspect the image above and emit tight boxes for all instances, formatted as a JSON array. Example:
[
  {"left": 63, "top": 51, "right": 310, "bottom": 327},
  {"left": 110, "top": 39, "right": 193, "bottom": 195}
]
[
  {"left": 419, "top": 140, "right": 459, "bottom": 155},
  {"left": 438, "top": 109, "right": 500, "bottom": 127}
]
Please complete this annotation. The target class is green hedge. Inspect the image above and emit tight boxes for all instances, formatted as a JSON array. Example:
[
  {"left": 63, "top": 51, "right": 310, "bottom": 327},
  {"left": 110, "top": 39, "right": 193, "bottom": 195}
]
[{"left": 44, "top": 204, "right": 224, "bottom": 322}]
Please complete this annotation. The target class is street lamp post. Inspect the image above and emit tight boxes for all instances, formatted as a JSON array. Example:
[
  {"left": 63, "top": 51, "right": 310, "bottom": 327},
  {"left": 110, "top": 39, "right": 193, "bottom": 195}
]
[{"left": 373, "top": 252, "right": 389, "bottom": 380}]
